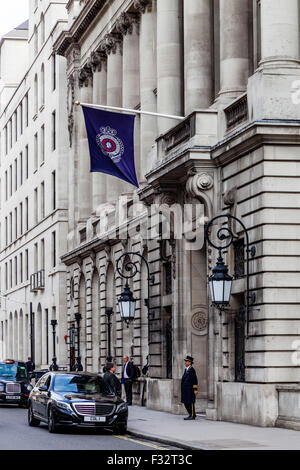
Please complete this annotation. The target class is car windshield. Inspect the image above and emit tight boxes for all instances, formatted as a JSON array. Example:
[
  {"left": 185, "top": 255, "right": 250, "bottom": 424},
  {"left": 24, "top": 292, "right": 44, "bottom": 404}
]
[
  {"left": 52, "top": 374, "right": 110, "bottom": 395},
  {"left": 0, "top": 363, "right": 27, "bottom": 379}
]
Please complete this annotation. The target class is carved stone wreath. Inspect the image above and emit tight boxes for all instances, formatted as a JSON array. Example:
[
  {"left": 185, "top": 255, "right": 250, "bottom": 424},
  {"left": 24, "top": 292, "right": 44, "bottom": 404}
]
[{"left": 191, "top": 311, "right": 207, "bottom": 332}]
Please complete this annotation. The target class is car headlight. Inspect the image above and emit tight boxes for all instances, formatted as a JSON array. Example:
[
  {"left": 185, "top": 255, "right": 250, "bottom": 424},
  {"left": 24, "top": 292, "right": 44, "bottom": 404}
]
[
  {"left": 54, "top": 400, "right": 72, "bottom": 411},
  {"left": 25, "top": 384, "right": 33, "bottom": 392},
  {"left": 116, "top": 402, "right": 128, "bottom": 413},
  {"left": 0, "top": 383, "right": 4, "bottom": 392}
]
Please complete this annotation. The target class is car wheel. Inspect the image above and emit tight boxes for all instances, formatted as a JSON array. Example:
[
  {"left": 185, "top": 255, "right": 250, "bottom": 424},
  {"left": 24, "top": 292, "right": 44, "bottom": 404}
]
[
  {"left": 114, "top": 424, "right": 127, "bottom": 435},
  {"left": 48, "top": 407, "right": 57, "bottom": 433},
  {"left": 28, "top": 403, "right": 40, "bottom": 427}
]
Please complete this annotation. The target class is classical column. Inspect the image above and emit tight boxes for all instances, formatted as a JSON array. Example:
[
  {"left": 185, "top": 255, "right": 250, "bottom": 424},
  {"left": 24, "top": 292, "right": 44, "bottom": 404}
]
[
  {"left": 90, "top": 51, "right": 107, "bottom": 211},
  {"left": 183, "top": 0, "right": 213, "bottom": 114},
  {"left": 135, "top": 0, "right": 157, "bottom": 179},
  {"left": 117, "top": 12, "right": 141, "bottom": 190},
  {"left": 219, "top": 0, "right": 249, "bottom": 100},
  {"left": 157, "top": 0, "right": 183, "bottom": 134},
  {"left": 78, "top": 65, "right": 93, "bottom": 220},
  {"left": 104, "top": 33, "right": 123, "bottom": 203},
  {"left": 260, "top": 0, "right": 299, "bottom": 66}
]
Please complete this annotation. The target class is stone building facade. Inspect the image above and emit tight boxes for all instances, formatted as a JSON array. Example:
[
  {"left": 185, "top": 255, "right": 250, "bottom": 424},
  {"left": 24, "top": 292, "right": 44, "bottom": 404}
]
[
  {"left": 52, "top": 0, "right": 300, "bottom": 427},
  {"left": 0, "top": 0, "right": 70, "bottom": 368},
  {"left": 0, "top": 0, "right": 295, "bottom": 429}
]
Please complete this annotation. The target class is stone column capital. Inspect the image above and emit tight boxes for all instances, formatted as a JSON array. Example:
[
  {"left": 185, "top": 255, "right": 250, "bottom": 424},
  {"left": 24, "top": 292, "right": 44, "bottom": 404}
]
[
  {"left": 67, "top": 43, "right": 81, "bottom": 70},
  {"left": 102, "top": 33, "right": 123, "bottom": 55},
  {"left": 116, "top": 12, "right": 140, "bottom": 36},
  {"left": 134, "top": 0, "right": 152, "bottom": 14},
  {"left": 89, "top": 50, "right": 107, "bottom": 73},
  {"left": 78, "top": 64, "right": 93, "bottom": 88}
]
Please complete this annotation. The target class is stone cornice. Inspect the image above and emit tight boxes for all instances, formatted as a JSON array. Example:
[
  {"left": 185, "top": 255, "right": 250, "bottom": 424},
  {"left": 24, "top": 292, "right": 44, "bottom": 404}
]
[
  {"left": 211, "top": 120, "right": 300, "bottom": 167},
  {"left": 54, "top": 0, "right": 107, "bottom": 56}
]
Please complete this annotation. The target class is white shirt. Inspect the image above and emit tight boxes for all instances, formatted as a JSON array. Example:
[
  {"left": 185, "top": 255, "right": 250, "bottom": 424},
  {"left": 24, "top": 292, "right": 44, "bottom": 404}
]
[{"left": 124, "top": 361, "right": 129, "bottom": 379}]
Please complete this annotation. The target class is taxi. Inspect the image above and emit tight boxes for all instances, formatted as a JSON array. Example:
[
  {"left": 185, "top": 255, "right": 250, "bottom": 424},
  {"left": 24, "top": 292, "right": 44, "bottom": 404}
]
[{"left": 0, "top": 359, "right": 32, "bottom": 406}]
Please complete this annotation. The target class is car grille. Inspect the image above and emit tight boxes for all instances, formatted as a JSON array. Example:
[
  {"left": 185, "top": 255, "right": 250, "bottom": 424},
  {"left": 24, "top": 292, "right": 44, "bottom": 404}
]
[
  {"left": 73, "top": 402, "right": 115, "bottom": 416},
  {"left": 6, "top": 383, "right": 21, "bottom": 394},
  {"left": 95, "top": 403, "right": 115, "bottom": 416}
]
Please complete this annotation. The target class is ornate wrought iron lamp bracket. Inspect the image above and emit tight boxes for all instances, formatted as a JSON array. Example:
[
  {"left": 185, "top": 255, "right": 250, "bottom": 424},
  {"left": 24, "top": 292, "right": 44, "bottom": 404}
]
[
  {"left": 116, "top": 252, "right": 154, "bottom": 344},
  {"left": 205, "top": 214, "right": 256, "bottom": 339}
]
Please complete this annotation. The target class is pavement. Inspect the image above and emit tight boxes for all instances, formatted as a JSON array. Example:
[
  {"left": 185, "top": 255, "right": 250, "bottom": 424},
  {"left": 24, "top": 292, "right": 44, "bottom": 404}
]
[{"left": 127, "top": 406, "right": 300, "bottom": 450}]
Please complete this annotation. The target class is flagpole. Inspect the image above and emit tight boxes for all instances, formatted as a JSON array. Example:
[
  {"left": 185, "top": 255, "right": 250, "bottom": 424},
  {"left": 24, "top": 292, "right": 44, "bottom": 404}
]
[{"left": 75, "top": 101, "right": 185, "bottom": 121}]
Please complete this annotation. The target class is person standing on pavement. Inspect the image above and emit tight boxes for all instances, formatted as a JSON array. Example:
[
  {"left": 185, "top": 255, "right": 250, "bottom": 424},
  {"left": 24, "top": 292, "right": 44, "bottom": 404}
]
[
  {"left": 121, "top": 355, "right": 135, "bottom": 405},
  {"left": 103, "top": 362, "right": 122, "bottom": 398},
  {"left": 181, "top": 355, "right": 198, "bottom": 420},
  {"left": 25, "top": 357, "right": 35, "bottom": 379}
]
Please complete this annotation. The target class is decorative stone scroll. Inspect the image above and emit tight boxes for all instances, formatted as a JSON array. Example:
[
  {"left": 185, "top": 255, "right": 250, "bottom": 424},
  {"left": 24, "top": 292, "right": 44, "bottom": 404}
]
[{"left": 186, "top": 172, "right": 214, "bottom": 196}]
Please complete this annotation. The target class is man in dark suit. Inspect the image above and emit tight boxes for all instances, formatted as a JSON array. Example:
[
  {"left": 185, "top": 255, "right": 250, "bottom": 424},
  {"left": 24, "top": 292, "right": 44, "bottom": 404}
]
[
  {"left": 25, "top": 357, "right": 35, "bottom": 380},
  {"left": 103, "top": 363, "right": 122, "bottom": 397},
  {"left": 181, "top": 355, "right": 198, "bottom": 420},
  {"left": 121, "top": 355, "right": 135, "bottom": 405}
]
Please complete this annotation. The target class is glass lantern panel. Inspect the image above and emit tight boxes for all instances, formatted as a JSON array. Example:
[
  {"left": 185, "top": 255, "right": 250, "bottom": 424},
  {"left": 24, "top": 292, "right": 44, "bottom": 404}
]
[
  {"left": 212, "top": 279, "right": 225, "bottom": 304},
  {"left": 223, "top": 279, "right": 232, "bottom": 304}
]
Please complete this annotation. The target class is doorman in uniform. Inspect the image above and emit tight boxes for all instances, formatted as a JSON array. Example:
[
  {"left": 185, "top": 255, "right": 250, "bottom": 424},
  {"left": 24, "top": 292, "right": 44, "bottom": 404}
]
[{"left": 181, "top": 355, "right": 198, "bottom": 420}]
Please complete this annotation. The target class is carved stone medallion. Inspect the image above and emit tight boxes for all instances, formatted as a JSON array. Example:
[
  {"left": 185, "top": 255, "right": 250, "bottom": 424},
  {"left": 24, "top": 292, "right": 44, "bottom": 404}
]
[{"left": 191, "top": 311, "right": 207, "bottom": 333}]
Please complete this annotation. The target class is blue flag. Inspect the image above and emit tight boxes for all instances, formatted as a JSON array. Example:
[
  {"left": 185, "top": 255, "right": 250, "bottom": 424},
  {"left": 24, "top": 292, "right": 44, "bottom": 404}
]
[{"left": 82, "top": 105, "right": 139, "bottom": 188}]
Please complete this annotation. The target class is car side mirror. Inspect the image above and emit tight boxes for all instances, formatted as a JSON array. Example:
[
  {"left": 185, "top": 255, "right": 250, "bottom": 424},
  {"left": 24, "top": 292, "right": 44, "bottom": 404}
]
[{"left": 38, "top": 385, "right": 48, "bottom": 392}]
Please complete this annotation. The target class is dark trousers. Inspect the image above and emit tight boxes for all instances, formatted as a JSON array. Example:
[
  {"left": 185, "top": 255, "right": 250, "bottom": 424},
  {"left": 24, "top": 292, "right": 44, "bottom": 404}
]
[
  {"left": 124, "top": 379, "right": 133, "bottom": 405},
  {"left": 184, "top": 402, "right": 196, "bottom": 418}
]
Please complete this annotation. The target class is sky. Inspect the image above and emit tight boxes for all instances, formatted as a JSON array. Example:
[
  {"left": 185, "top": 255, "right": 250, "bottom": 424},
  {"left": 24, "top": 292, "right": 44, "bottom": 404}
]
[{"left": 0, "top": 0, "right": 29, "bottom": 39}]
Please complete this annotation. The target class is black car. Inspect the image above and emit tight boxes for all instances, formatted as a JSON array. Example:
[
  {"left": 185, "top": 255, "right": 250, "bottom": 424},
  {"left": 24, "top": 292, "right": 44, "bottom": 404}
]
[
  {"left": 0, "top": 359, "right": 32, "bottom": 406},
  {"left": 28, "top": 372, "right": 128, "bottom": 434}
]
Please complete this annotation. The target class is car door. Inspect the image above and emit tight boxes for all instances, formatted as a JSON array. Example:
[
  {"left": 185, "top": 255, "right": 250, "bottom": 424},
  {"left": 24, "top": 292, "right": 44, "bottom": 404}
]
[
  {"left": 34, "top": 373, "right": 49, "bottom": 418},
  {"left": 39, "top": 374, "right": 52, "bottom": 419}
]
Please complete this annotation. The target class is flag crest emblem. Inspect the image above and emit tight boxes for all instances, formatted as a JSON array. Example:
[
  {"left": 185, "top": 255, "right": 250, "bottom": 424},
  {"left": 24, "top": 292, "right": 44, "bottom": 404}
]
[
  {"left": 82, "top": 105, "right": 139, "bottom": 188},
  {"left": 96, "top": 126, "right": 124, "bottom": 163}
]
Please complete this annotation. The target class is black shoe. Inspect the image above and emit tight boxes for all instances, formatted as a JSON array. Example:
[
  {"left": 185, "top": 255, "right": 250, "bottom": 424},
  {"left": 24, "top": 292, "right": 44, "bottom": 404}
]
[{"left": 184, "top": 416, "right": 193, "bottom": 420}]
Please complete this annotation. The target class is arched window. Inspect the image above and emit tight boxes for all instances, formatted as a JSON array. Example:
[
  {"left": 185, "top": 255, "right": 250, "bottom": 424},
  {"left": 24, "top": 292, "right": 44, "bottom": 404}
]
[
  {"left": 106, "top": 263, "right": 117, "bottom": 366},
  {"left": 40, "top": 13, "right": 45, "bottom": 45},
  {"left": 40, "top": 64, "right": 45, "bottom": 106},
  {"left": 91, "top": 270, "right": 100, "bottom": 371},
  {"left": 79, "top": 275, "right": 87, "bottom": 369},
  {"left": 34, "top": 25, "right": 38, "bottom": 56},
  {"left": 34, "top": 74, "right": 38, "bottom": 113}
]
